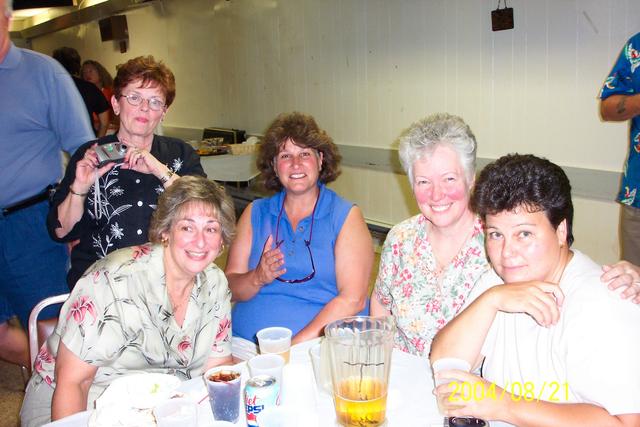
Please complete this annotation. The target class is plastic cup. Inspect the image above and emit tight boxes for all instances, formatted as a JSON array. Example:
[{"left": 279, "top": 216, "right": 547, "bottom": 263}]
[
  {"left": 431, "top": 358, "right": 471, "bottom": 415},
  {"left": 256, "top": 327, "right": 292, "bottom": 364},
  {"left": 153, "top": 397, "right": 197, "bottom": 427},
  {"left": 248, "top": 354, "right": 285, "bottom": 388},
  {"left": 203, "top": 366, "right": 242, "bottom": 423},
  {"left": 309, "top": 340, "right": 332, "bottom": 394}
]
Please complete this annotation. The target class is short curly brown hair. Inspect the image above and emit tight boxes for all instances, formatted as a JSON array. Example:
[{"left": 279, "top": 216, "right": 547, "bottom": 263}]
[
  {"left": 149, "top": 176, "right": 236, "bottom": 247},
  {"left": 113, "top": 55, "right": 176, "bottom": 107},
  {"left": 472, "top": 153, "right": 574, "bottom": 246},
  {"left": 258, "top": 112, "right": 342, "bottom": 191}
]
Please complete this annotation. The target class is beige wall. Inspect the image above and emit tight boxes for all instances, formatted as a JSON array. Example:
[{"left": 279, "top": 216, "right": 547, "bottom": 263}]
[
  {"left": 327, "top": 166, "right": 622, "bottom": 265},
  {"left": 25, "top": 0, "right": 639, "bottom": 263}
]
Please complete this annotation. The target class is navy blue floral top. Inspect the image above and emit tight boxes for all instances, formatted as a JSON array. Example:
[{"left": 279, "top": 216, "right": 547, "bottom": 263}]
[
  {"left": 47, "top": 134, "right": 205, "bottom": 288},
  {"left": 600, "top": 32, "right": 640, "bottom": 207}
]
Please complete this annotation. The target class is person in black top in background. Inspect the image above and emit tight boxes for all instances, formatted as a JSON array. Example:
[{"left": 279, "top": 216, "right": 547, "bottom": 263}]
[{"left": 53, "top": 47, "right": 110, "bottom": 137}]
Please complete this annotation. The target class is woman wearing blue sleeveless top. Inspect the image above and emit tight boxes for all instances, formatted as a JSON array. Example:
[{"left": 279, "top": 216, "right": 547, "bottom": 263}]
[{"left": 226, "top": 112, "right": 373, "bottom": 358}]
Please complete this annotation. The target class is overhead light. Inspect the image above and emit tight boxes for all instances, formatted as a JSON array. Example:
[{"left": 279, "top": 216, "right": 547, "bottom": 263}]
[
  {"left": 11, "top": 7, "right": 48, "bottom": 19},
  {"left": 12, "top": 0, "right": 74, "bottom": 9}
]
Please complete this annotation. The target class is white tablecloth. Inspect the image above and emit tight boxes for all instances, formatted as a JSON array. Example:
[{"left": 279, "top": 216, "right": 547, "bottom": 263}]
[
  {"left": 200, "top": 153, "right": 259, "bottom": 182},
  {"left": 45, "top": 339, "right": 510, "bottom": 427}
]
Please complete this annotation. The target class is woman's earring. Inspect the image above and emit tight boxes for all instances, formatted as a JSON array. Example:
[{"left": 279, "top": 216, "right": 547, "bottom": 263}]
[{"left": 161, "top": 237, "right": 169, "bottom": 247}]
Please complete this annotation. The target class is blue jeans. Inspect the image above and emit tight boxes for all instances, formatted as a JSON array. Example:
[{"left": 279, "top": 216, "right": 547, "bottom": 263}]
[{"left": 0, "top": 200, "right": 68, "bottom": 327}]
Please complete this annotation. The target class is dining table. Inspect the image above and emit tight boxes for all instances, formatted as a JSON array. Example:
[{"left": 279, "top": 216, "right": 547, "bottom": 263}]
[
  {"left": 43, "top": 339, "right": 511, "bottom": 427},
  {"left": 199, "top": 153, "right": 259, "bottom": 183}
]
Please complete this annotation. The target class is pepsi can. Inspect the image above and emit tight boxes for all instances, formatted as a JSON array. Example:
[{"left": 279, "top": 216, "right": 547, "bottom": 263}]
[{"left": 244, "top": 375, "right": 280, "bottom": 427}]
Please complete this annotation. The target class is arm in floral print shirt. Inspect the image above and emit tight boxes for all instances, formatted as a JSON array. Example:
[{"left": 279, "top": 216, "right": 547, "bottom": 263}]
[
  {"left": 52, "top": 341, "right": 97, "bottom": 420},
  {"left": 371, "top": 225, "right": 397, "bottom": 316},
  {"left": 48, "top": 266, "right": 125, "bottom": 419},
  {"left": 56, "top": 268, "right": 128, "bottom": 366},
  {"left": 204, "top": 316, "right": 232, "bottom": 370},
  {"left": 601, "top": 93, "right": 640, "bottom": 121},
  {"left": 600, "top": 33, "right": 640, "bottom": 122},
  {"left": 202, "top": 264, "right": 233, "bottom": 370}
]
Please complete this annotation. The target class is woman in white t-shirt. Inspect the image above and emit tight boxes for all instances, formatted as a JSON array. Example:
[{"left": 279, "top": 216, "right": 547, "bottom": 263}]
[{"left": 431, "top": 154, "right": 640, "bottom": 427}]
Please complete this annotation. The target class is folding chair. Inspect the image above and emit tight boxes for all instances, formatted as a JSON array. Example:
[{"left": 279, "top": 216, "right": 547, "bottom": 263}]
[{"left": 28, "top": 293, "right": 69, "bottom": 369}]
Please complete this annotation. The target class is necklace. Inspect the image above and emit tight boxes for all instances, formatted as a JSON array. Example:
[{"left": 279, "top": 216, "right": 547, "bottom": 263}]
[
  {"left": 431, "top": 223, "right": 476, "bottom": 278},
  {"left": 171, "top": 298, "right": 186, "bottom": 313},
  {"left": 168, "top": 281, "right": 194, "bottom": 314}
]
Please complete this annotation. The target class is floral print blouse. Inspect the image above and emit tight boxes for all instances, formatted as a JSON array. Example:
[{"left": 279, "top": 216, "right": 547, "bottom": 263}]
[
  {"left": 599, "top": 32, "right": 640, "bottom": 208},
  {"left": 374, "top": 214, "right": 489, "bottom": 357},
  {"left": 33, "top": 243, "right": 231, "bottom": 404}
]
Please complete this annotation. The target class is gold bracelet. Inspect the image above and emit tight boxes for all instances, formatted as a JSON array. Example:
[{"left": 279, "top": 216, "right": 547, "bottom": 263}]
[
  {"left": 69, "top": 187, "right": 88, "bottom": 197},
  {"left": 160, "top": 169, "right": 175, "bottom": 184}
]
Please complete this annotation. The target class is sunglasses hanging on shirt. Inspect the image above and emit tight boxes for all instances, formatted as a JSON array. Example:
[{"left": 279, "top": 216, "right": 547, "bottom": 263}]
[{"left": 273, "top": 193, "right": 320, "bottom": 284}]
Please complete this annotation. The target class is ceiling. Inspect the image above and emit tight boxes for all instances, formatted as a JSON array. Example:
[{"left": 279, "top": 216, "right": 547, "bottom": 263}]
[{"left": 9, "top": 0, "right": 155, "bottom": 40}]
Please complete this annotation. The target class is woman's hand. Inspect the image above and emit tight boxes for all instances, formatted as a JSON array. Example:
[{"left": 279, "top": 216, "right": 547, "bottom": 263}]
[
  {"left": 487, "top": 282, "right": 564, "bottom": 327},
  {"left": 434, "top": 370, "right": 509, "bottom": 422},
  {"left": 204, "top": 355, "right": 233, "bottom": 371},
  {"left": 254, "top": 235, "right": 286, "bottom": 286},
  {"left": 73, "top": 143, "right": 115, "bottom": 193},
  {"left": 121, "top": 143, "right": 167, "bottom": 178},
  {"left": 601, "top": 261, "right": 640, "bottom": 303}
]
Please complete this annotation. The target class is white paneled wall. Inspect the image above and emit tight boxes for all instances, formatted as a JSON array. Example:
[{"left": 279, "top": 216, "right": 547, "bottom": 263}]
[{"left": 27, "top": 0, "right": 640, "bottom": 262}]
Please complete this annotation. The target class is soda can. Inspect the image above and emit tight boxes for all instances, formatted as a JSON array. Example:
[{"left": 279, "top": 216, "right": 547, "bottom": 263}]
[{"left": 244, "top": 375, "right": 280, "bottom": 427}]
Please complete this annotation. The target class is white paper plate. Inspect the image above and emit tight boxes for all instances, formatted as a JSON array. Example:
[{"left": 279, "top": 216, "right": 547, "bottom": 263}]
[
  {"left": 95, "top": 373, "right": 182, "bottom": 410},
  {"left": 88, "top": 404, "right": 157, "bottom": 427}
]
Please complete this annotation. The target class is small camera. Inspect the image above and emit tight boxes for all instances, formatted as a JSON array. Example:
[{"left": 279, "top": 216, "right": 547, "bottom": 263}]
[
  {"left": 96, "top": 142, "right": 127, "bottom": 167},
  {"left": 448, "top": 417, "right": 487, "bottom": 427}
]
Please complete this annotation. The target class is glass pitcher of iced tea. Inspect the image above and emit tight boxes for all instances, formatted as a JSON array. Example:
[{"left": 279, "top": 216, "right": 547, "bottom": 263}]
[{"left": 324, "top": 316, "right": 395, "bottom": 427}]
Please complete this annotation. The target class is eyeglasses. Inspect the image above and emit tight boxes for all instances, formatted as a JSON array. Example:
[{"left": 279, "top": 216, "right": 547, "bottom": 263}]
[
  {"left": 274, "top": 194, "right": 320, "bottom": 284},
  {"left": 119, "top": 93, "right": 166, "bottom": 111}
]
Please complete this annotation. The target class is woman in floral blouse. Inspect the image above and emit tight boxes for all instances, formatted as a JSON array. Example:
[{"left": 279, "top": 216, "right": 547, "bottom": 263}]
[
  {"left": 48, "top": 55, "right": 205, "bottom": 289},
  {"left": 21, "top": 176, "right": 235, "bottom": 426},
  {"left": 371, "top": 113, "right": 640, "bottom": 357},
  {"left": 371, "top": 114, "right": 487, "bottom": 357}
]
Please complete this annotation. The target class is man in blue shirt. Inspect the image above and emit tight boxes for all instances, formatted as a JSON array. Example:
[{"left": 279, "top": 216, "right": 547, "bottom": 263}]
[
  {"left": 0, "top": 0, "right": 94, "bottom": 368},
  {"left": 600, "top": 32, "right": 640, "bottom": 265}
]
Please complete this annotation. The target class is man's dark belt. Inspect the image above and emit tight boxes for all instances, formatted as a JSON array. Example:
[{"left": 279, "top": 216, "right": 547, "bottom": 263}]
[{"left": 2, "top": 185, "right": 55, "bottom": 216}]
